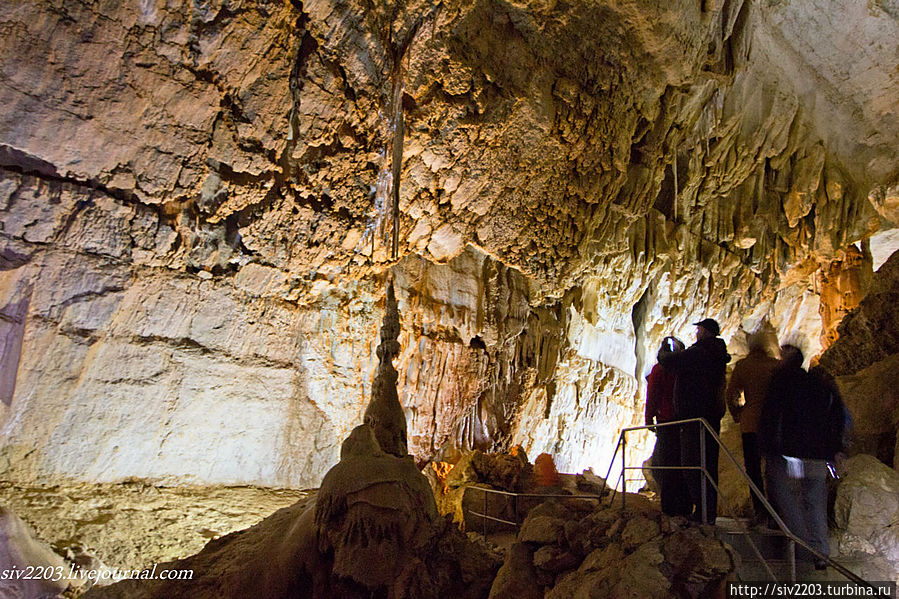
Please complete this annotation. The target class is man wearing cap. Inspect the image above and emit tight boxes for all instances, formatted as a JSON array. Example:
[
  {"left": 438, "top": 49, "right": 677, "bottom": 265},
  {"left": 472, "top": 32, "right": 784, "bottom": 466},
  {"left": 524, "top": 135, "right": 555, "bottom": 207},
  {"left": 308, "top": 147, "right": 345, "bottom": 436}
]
[{"left": 658, "top": 318, "right": 731, "bottom": 524}]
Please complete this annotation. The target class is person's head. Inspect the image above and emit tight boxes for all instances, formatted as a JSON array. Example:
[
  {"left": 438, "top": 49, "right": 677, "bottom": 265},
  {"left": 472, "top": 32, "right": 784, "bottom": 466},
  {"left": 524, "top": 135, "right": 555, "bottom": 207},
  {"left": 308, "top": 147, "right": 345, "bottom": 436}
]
[
  {"left": 658, "top": 336, "right": 685, "bottom": 356},
  {"left": 693, "top": 318, "right": 720, "bottom": 341},
  {"left": 746, "top": 326, "right": 777, "bottom": 356},
  {"left": 779, "top": 344, "right": 804, "bottom": 369}
]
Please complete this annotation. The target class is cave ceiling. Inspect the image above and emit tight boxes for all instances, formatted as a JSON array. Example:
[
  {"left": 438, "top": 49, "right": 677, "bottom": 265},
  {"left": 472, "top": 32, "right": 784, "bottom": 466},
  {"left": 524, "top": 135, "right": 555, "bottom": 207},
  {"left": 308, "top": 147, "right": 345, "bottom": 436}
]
[
  {"left": 2, "top": 0, "right": 895, "bottom": 290},
  {"left": 0, "top": 0, "right": 897, "bottom": 485}
]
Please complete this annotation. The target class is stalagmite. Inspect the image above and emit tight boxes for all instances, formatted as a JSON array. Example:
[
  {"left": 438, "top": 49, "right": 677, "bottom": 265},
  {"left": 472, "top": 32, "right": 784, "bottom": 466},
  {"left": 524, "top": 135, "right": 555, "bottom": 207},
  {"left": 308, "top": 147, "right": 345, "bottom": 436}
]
[{"left": 364, "top": 277, "right": 408, "bottom": 457}]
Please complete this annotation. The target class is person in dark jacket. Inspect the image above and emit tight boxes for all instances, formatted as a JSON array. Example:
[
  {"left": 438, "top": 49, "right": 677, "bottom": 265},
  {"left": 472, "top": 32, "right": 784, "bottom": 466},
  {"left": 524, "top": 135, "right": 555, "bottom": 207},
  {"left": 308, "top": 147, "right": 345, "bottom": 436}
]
[
  {"left": 759, "top": 344, "right": 848, "bottom": 568},
  {"left": 645, "top": 336, "right": 690, "bottom": 517},
  {"left": 658, "top": 318, "right": 731, "bottom": 524}
]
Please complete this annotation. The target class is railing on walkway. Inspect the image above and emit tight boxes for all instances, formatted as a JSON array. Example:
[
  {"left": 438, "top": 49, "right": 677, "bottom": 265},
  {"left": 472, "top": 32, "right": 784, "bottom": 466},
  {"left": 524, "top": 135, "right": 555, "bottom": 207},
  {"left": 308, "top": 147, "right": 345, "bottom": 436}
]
[
  {"left": 464, "top": 417, "right": 871, "bottom": 587},
  {"left": 601, "top": 418, "right": 869, "bottom": 586},
  {"left": 467, "top": 488, "right": 605, "bottom": 538}
]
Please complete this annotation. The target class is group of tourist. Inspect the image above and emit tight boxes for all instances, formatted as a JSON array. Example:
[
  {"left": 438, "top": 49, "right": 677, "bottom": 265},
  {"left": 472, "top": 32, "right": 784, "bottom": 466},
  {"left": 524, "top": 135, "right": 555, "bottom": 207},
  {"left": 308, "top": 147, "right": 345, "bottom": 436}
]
[{"left": 644, "top": 319, "right": 849, "bottom": 569}]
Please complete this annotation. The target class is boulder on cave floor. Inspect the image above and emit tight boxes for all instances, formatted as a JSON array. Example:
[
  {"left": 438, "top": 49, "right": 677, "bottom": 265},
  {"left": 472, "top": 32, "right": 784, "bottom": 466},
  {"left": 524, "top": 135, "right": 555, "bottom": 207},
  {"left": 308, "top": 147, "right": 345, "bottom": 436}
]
[
  {"left": 833, "top": 454, "right": 899, "bottom": 580},
  {"left": 489, "top": 499, "right": 737, "bottom": 599}
]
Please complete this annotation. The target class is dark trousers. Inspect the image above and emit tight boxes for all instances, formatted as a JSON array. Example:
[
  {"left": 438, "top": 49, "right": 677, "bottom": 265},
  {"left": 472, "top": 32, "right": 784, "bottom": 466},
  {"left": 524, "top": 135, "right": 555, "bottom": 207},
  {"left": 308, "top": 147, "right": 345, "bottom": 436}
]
[
  {"left": 652, "top": 426, "right": 691, "bottom": 517},
  {"left": 765, "top": 455, "right": 830, "bottom": 559},
  {"left": 680, "top": 419, "right": 720, "bottom": 524},
  {"left": 742, "top": 432, "right": 766, "bottom": 516}
]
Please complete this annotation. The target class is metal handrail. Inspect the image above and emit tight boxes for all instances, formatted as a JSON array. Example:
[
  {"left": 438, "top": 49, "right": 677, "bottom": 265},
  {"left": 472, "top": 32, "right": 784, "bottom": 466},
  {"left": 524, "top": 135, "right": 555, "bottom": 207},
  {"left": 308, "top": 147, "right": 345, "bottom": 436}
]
[
  {"left": 467, "top": 487, "right": 605, "bottom": 538},
  {"left": 603, "top": 418, "right": 869, "bottom": 586},
  {"left": 600, "top": 419, "right": 780, "bottom": 580}
]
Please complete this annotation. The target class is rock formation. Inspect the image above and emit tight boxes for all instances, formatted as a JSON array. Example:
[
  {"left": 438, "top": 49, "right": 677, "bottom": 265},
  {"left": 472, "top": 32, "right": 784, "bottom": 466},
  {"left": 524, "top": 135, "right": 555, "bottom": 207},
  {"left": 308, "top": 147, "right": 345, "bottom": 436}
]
[
  {"left": 819, "top": 251, "right": 899, "bottom": 464},
  {"left": 0, "top": 506, "right": 81, "bottom": 598},
  {"left": 430, "top": 448, "right": 535, "bottom": 531},
  {"left": 489, "top": 500, "right": 736, "bottom": 598},
  {"left": 86, "top": 282, "right": 502, "bottom": 598},
  {"left": 364, "top": 279, "right": 408, "bottom": 457},
  {"left": 313, "top": 423, "right": 434, "bottom": 593},
  {"left": 84, "top": 423, "right": 501, "bottom": 599},
  {"left": 817, "top": 244, "right": 874, "bottom": 349},
  {"left": 833, "top": 454, "right": 899, "bottom": 578},
  {"left": 0, "top": 0, "right": 896, "bottom": 491},
  {"left": 2, "top": 1, "right": 899, "bottom": 596},
  {"left": 820, "top": 251, "right": 899, "bottom": 377}
]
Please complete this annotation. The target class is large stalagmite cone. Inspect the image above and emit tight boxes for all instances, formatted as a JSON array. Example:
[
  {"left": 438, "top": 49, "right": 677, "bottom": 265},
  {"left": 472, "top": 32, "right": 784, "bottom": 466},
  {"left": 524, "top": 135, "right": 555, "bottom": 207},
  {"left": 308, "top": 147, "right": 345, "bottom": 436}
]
[{"left": 364, "top": 278, "right": 409, "bottom": 457}]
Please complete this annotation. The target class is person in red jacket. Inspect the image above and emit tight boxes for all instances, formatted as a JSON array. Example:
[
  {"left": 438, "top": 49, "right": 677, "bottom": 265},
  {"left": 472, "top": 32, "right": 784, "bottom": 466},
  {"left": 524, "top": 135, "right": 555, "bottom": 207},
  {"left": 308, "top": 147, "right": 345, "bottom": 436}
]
[{"left": 646, "top": 335, "right": 690, "bottom": 517}]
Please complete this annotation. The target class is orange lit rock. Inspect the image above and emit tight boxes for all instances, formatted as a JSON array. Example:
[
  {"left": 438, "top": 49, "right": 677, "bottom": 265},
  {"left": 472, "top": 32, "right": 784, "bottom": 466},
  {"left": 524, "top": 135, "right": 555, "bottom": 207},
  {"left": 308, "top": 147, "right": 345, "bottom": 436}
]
[
  {"left": 0, "top": 0, "right": 897, "bottom": 494},
  {"left": 817, "top": 244, "right": 873, "bottom": 350},
  {"left": 430, "top": 461, "right": 454, "bottom": 495},
  {"left": 534, "top": 453, "right": 561, "bottom": 488}
]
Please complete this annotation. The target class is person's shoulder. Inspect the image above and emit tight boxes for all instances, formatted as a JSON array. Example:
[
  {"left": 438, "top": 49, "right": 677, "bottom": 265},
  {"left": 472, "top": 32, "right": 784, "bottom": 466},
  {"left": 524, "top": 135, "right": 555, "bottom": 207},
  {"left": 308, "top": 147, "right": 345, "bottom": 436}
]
[
  {"left": 767, "top": 365, "right": 794, "bottom": 387},
  {"left": 709, "top": 337, "right": 731, "bottom": 361},
  {"left": 731, "top": 355, "right": 750, "bottom": 374},
  {"left": 758, "top": 353, "right": 780, "bottom": 371},
  {"left": 761, "top": 352, "right": 779, "bottom": 364}
]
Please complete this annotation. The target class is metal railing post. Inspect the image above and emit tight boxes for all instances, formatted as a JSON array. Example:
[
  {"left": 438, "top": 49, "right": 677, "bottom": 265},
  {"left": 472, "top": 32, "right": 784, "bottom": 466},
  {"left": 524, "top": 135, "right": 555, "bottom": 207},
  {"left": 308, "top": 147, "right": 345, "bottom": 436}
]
[
  {"left": 788, "top": 540, "right": 796, "bottom": 582},
  {"left": 513, "top": 494, "right": 518, "bottom": 527},
  {"left": 483, "top": 487, "right": 488, "bottom": 538},
  {"left": 699, "top": 421, "right": 707, "bottom": 524},
  {"left": 621, "top": 432, "right": 627, "bottom": 510},
  {"left": 611, "top": 418, "right": 870, "bottom": 587}
]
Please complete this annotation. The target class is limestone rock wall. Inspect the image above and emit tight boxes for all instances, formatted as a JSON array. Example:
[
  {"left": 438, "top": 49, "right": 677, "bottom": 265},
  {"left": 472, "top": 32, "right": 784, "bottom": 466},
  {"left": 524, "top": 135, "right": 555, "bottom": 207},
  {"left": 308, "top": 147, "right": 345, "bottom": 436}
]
[
  {"left": 817, "top": 244, "right": 874, "bottom": 349},
  {"left": 0, "top": 169, "right": 544, "bottom": 485},
  {"left": 820, "top": 251, "right": 899, "bottom": 377},
  {"left": 0, "top": 172, "right": 368, "bottom": 487},
  {"left": 1, "top": 0, "right": 897, "bottom": 486},
  {"left": 820, "top": 252, "right": 899, "bottom": 466}
]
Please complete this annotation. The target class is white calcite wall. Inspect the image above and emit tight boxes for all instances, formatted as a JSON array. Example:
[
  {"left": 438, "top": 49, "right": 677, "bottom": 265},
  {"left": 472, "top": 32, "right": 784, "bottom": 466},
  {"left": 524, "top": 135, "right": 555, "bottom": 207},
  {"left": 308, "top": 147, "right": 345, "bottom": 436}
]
[{"left": 0, "top": 253, "right": 379, "bottom": 488}]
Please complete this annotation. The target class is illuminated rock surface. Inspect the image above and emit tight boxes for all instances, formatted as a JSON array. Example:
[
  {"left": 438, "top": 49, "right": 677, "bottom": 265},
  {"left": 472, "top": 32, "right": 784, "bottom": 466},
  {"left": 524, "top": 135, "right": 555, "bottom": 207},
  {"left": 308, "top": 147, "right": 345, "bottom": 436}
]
[
  {"left": 834, "top": 454, "right": 899, "bottom": 576},
  {"left": 821, "top": 252, "right": 899, "bottom": 464},
  {"left": 84, "top": 424, "right": 502, "bottom": 599},
  {"left": 363, "top": 281, "right": 408, "bottom": 457},
  {"left": 490, "top": 501, "right": 736, "bottom": 599},
  {"left": 0, "top": 0, "right": 897, "bottom": 501},
  {"left": 0, "top": 482, "right": 308, "bottom": 576},
  {"left": 2, "top": 1, "right": 899, "bottom": 596}
]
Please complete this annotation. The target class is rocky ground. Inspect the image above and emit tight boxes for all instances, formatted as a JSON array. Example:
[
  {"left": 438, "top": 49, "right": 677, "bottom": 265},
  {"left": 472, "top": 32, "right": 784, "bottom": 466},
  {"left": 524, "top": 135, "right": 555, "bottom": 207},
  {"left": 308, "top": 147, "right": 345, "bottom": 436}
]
[
  {"left": 4, "top": 449, "right": 899, "bottom": 598},
  {"left": 0, "top": 481, "right": 310, "bottom": 572}
]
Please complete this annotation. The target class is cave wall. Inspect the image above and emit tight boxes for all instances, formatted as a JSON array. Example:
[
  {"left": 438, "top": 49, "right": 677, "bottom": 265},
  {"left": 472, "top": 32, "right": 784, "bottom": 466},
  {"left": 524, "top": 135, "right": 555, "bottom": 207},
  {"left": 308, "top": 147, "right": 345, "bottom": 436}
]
[
  {"left": 820, "top": 252, "right": 899, "bottom": 466},
  {"left": 0, "top": 0, "right": 897, "bottom": 486}
]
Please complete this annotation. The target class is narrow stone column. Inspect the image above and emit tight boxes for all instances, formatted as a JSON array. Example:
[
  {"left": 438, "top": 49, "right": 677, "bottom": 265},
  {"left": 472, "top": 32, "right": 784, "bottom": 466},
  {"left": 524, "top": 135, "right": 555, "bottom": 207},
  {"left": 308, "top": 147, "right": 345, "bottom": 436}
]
[{"left": 364, "top": 278, "right": 408, "bottom": 457}]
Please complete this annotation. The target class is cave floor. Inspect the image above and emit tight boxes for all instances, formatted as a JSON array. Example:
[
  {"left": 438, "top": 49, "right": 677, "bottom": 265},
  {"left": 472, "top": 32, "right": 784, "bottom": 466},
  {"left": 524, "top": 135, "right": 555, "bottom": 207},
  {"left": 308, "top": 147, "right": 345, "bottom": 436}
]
[
  {"left": 4, "top": 480, "right": 894, "bottom": 591},
  {"left": 0, "top": 481, "right": 310, "bottom": 572}
]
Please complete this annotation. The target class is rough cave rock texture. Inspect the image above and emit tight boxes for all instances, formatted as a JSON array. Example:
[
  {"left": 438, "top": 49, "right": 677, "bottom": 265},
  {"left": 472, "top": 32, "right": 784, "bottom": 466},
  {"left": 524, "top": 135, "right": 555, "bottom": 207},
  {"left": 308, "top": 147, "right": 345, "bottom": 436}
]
[
  {"left": 0, "top": 506, "right": 77, "bottom": 598},
  {"left": 488, "top": 500, "right": 736, "bottom": 598},
  {"left": 834, "top": 454, "right": 899, "bottom": 575},
  {"left": 820, "top": 251, "right": 899, "bottom": 465},
  {"left": 85, "top": 424, "right": 502, "bottom": 599},
  {"left": 1, "top": 1, "right": 898, "bottom": 486}
]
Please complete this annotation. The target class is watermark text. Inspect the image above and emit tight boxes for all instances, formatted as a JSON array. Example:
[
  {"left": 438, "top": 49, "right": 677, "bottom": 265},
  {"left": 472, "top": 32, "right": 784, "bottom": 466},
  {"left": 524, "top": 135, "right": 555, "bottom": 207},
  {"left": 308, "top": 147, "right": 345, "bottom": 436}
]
[{"left": 1, "top": 564, "right": 194, "bottom": 584}]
